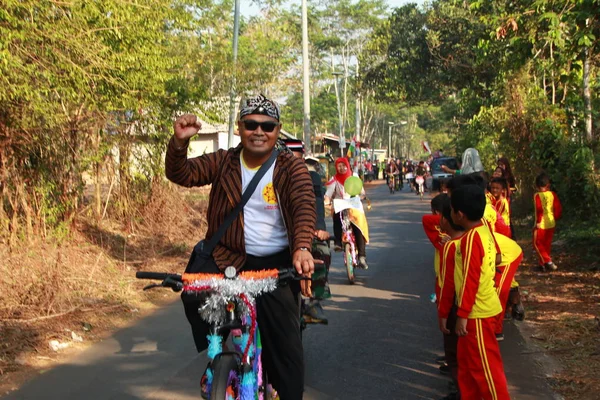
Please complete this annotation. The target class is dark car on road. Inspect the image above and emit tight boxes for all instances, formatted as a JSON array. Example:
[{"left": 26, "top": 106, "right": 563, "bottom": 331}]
[{"left": 430, "top": 157, "right": 459, "bottom": 192}]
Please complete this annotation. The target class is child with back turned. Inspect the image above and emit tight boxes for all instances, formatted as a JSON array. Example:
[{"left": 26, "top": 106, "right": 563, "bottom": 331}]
[
  {"left": 422, "top": 194, "right": 449, "bottom": 301},
  {"left": 437, "top": 196, "right": 465, "bottom": 400},
  {"left": 450, "top": 185, "right": 510, "bottom": 400},
  {"left": 533, "top": 173, "right": 562, "bottom": 272}
]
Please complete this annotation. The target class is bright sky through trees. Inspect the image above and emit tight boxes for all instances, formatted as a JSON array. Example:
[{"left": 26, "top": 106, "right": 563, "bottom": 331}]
[{"left": 241, "top": 0, "right": 425, "bottom": 16}]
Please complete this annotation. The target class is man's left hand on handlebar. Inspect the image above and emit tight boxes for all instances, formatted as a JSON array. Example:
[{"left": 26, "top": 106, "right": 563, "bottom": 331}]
[
  {"left": 315, "top": 230, "right": 330, "bottom": 241},
  {"left": 292, "top": 248, "right": 324, "bottom": 297}
]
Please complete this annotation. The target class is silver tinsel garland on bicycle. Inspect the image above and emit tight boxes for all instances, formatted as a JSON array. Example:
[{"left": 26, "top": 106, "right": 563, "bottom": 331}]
[{"left": 183, "top": 276, "right": 278, "bottom": 325}]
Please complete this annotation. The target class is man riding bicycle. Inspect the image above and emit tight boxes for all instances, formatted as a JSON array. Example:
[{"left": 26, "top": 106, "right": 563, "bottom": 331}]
[
  {"left": 166, "top": 94, "right": 318, "bottom": 400},
  {"left": 385, "top": 159, "right": 400, "bottom": 189},
  {"left": 414, "top": 160, "right": 427, "bottom": 194}
]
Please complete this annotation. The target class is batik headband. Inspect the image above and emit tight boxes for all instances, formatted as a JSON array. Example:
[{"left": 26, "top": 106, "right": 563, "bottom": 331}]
[{"left": 238, "top": 94, "right": 281, "bottom": 121}]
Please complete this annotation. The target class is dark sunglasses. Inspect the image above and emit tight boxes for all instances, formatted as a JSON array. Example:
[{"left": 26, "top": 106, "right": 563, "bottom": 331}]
[{"left": 241, "top": 120, "right": 280, "bottom": 133}]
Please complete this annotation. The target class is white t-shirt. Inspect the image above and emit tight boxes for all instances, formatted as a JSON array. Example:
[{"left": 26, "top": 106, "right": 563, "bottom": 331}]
[{"left": 241, "top": 155, "right": 288, "bottom": 257}]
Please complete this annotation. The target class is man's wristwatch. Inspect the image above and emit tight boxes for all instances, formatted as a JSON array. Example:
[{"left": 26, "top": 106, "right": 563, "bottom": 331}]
[{"left": 299, "top": 247, "right": 309, "bottom": 251}]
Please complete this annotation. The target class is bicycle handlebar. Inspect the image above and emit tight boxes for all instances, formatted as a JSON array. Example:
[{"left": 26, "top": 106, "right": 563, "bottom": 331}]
[
  {"left": 136, "top": 271, "right": 183, "bottom": 292},
  {"left": 135, "top": 268, "right": 304, "bottom": 292},
  {"left": 136, "top": 271, "right": 182, "bottom": 281}
]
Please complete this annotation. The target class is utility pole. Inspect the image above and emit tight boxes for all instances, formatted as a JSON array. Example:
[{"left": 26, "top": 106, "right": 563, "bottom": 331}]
[
  {"left": 227, "top": 0, "right": 241, "bottom": 148},
  {"left": 355, "top": 59, "right": 361, "bottom": 164},
  {"left": 388, "top": 122, "right": 395, "bottom": 159},
  {"left": 333, "top": 71, "right": 345, "bottom": 156},
  {"left": 301, "top": 0, "right": 311, "bottom": 153},
  {"left": 355, "top": 74, "right": 361, "bottom": 165}
]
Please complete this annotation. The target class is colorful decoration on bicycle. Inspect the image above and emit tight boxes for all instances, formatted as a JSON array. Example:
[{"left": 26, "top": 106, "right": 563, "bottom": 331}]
[
  {"left": 183, "top": 270, "right": 278, "bottom": 325},
  {"left": 183, "top": 269, "right": 283, "bottom": 400},
  {"left": 344, "top": 176, "right": 363, "bottom": 197}
]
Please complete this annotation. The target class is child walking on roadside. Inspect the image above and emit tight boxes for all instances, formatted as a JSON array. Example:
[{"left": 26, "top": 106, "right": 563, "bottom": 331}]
[
  {"left": 533, "top": 173, "right": 562, "bottom": 272},
  {"left": 437, "top": 196, "right": 466, "bottom": 400},
  {"left": 450, "top": 185, "right": 510, "bottom": 400},
  {"left": 422, "top": 194, "right": 450, "bottom": 301}
]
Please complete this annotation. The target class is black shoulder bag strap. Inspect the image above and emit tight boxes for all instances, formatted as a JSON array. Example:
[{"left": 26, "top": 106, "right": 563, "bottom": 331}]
[{"left": 190, "top": 148, "right": 280, "bottom": 268}]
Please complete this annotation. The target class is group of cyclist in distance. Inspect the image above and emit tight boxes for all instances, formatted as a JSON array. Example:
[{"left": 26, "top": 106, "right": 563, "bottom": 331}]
[{"left": 385, "top": 157, "right": 429, "bottom": 196}]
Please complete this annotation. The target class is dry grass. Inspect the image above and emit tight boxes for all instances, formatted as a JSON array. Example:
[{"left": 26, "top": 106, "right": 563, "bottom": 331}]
[
  {"left": 0, "top": 184, "right": 208, "bottom": 386},
  {"left": 514, "top": 223, "right": 600, "bottom": 400}
]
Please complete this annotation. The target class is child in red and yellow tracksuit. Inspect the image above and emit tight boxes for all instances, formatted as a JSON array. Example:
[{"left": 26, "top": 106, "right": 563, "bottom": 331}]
[
  {"left": 492, "top": 232, "right": 523, "bottom": 340},
  {"left": 450, "top": 185, "right": 510, "bottom": 400},
  {"left": 490, "top": 178, "right": 510, "bottom": 228},
  {"left": 533, "top": 173, "right": 562, "bottom": 271},
  {"left": 422, "top": 194, "right": 450, "bottom": 300},
  {"left": 437, "top": 196, "right": 466, "bottom": 400}
]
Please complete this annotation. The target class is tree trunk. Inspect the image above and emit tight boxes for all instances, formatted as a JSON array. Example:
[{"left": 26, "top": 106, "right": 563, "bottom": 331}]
[
  {"left": 92, "top": 129, "right": 102, "bottom": 221},
  {"left": 542, "top": 70, "right": 547, "bottom": 95},
  {"left": 17, "top": 182, "right": 33, "bottom": 241},
  {"left": 118, "top": 126, "right": 133, "bottom": 231},
  {"left": 550, "top": 43, "right": 556, "bottom": 105},
  {"left": 583, "top": 47, "right": 592, "bottom": 142},
  {"left": 561, "top": 61, "right": 570, "bottom": 104},
  {"left": 7, "top": 192, "right": 19, "bottom": 247},
  {"left": 0, "top": 145, "right": 9, "bottom": 238},
  {"left": 551, "top": 70, "right": 556, "bottom": 105}
]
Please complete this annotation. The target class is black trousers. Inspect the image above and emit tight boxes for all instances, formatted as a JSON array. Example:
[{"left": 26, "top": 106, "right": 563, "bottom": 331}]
[
  {"left": 333, "top": 211, "right": 366, "bottom": 257},
  {"left": 182, "top": 249, "right": 303, "bottom": 400}
]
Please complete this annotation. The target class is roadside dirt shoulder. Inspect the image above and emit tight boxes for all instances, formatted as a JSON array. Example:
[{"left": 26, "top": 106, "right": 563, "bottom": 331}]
[
  {"left": 514, "top": 227, "right": 600, "bottom": 400},
  {"left": 0, "top": 186, "right": 207, "bottom": 397}
]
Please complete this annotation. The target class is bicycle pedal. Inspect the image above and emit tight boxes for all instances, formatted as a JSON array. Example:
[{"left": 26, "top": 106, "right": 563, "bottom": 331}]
[{"left": 303, "top": 315, "right": 329, "bottom": 325}]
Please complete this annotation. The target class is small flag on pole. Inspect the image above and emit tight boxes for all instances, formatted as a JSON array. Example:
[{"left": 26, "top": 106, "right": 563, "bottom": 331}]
[
  {"left": 347, "top": 137, "right": 356, "bottom": 158},
  {"left": 421, "top": 141, "right": 431, "bottom": 154}
]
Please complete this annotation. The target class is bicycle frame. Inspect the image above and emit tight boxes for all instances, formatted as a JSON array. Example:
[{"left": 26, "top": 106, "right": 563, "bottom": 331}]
[
  {"left": 333, "top": 197, "right": 365, "bottom": 284},
  {"left": 340, "top": 209, "right": 357, "bottom": 266},
  {"left": 416, "top": 176, "right": 425, "bottom": 198}
]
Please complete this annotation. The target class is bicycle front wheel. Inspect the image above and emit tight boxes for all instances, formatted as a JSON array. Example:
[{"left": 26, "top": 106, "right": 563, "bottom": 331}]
[
  {"left": 345, "top": 243, "right": 355, "bottom": 284},
  {"left": 209, "top": 354, "right": 240, "bottom": 400}
]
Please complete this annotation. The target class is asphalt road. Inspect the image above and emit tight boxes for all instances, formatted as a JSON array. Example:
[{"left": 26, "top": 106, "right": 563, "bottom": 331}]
[{"left": 4, "top": 180, "right": 559, "bottom": 400}]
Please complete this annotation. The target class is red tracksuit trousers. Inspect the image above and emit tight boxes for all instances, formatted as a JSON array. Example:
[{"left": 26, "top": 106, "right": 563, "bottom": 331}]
[
  {"left": 494, "top": 255, "right": 523, "bottom": 334},
  {"left": 458, "top": 318, "right": 510, "bottom": 400},
  {"left": 533, "top": 227, "right": 554, "bottom": 265}
]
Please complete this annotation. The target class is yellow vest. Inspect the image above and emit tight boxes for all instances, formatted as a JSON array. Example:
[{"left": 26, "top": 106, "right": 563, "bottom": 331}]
[{"left": 535, "top": 191, "right": 557, "bottom": 229}]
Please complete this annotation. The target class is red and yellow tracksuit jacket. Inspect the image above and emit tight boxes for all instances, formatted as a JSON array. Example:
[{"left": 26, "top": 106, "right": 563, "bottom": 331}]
[
  {"left": 422, "top": 214, "right": 448, "bottom": 299},
  {"left": 455, "top": 223, "right": 502, "bottom": 319},
  {"left": 438, "top": 237, "right": 461, "bottom": 320},
  {"left": 484, "top": 196, "right": 511, "bottom": 238},
  {"left": 494, "top": 197, "right": 510, "bottom": 227}
]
